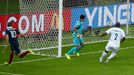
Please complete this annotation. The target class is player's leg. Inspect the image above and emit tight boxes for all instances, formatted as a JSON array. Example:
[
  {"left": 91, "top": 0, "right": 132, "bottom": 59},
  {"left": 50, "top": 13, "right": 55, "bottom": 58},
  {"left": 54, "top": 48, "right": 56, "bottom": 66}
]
[
  {"left": 80, "top": 36, "right": 84, "bottom": 47},
  {"left": 74, "top": 37, "right": 84, "bottom": 56},
  {"left": 8, "top": 51, "right": 14, "bottom": 64},
  {"left": 99, "top": 50, "right": 109, "bottom": 63},
  {"left": 65, "top": 36, "right": 79, "bottom": 59},
  {"left": 74, "top": 45, "right": 81, "bottom": 56},
  {"left": 65, "top": 45, "right": 79, "bottom": 55},
  {"left": 99, "top": 45, "right": 111, "bottom": 63},
  {"left": 108, "top": 50, "right": 117, "bottom": 60},
  {"left": 18, "top": 50, "right": 29, "bottom": 58},
  {"left": 17, "top": 49, "right": 34, "bottom": 58},
  {"left": 65, "top": 44, "right": 79, "bottom": 59},
  {"left": 13, "top": 45, "right": 33, "bottom": 58},
  {"left": 105, "top": 47, "right": 119, "bottom": 63},
  {"left": 7, "top": 45, "right": 15, "bottom": 64},
  {"left": 12, "top": 44, "right": 25, "bottom": 58},
  {"left": 105, "top": 51, "right": 117, "bottom": 64}
]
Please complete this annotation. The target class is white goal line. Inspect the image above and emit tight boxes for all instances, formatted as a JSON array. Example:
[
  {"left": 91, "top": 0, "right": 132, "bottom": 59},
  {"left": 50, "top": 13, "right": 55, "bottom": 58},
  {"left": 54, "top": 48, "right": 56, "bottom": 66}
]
[{"left": 0, "top": 46, "right": 134, "bottom": 66}]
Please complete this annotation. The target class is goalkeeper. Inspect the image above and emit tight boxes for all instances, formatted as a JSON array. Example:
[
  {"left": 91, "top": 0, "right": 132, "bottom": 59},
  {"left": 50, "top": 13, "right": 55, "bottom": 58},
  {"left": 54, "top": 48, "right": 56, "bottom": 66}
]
[{"left": 65, "top": 14, "right": 85, "bottom": 60}]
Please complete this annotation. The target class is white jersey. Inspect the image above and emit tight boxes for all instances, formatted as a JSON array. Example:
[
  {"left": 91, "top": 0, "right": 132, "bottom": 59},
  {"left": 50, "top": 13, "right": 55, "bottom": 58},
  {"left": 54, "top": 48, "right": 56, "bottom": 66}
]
[{"left": 106, "top": 27, "right": 125, "bottom": 47}]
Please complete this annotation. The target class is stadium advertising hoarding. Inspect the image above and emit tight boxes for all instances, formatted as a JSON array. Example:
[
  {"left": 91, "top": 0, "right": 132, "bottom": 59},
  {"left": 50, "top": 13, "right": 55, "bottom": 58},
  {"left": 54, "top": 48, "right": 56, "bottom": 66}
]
[
  {"left": 0, "top": 3, "right": 134, "bottom": 38},
  {"left": 71, "top": 3, "right": 134, "bottom": 29},
  {"left": 0, "top": 9, "right": 71, "bottom": 38}
]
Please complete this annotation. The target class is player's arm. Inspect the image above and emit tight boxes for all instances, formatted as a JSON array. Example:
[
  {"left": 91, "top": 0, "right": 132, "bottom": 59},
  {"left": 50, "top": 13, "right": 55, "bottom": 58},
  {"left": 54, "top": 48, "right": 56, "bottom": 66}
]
[
  {"left": 74, "top": 26, "right": 77, "bottom": 33},
  {"left": 121, "top": 37, "right": 125, "bottom": 43},
  {"left": 100, "top": 33, "right": 107, "bottom": 37},
  {"left": 4, "top": 30, "right": 9, "bottom": 47},
  {"left": 15, "top": 29, "right": 21, "bottom": 37},
  {"left": 100, "top": 28, "right": 111, "bottom": 37},
  {"left": 18, "top": 33, "right": 26, "bottom": 37},
  {"left": 121, "top": 30, "right": 126, "bottom": 43},
  {"left": 74, "top": 27, "right": 80, "bottom": 38},
  {"left": 15, "top": 29, "right": 26, "bottom": 38},
  {"left": 74, "top": 23, "right": 81, "bottom": 38},
  {"left": 74, "top": 22, "right": 80, "bottom": 33}
]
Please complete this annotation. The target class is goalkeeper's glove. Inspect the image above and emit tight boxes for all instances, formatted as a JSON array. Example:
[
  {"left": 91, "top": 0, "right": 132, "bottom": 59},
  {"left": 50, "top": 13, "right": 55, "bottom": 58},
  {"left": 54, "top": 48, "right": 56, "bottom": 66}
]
[
  {"left": 77, "top": 34, "right": 80, "bottom": 38},
  {"left": 77, "top": 34, "right": 83, "bottom": 39}
]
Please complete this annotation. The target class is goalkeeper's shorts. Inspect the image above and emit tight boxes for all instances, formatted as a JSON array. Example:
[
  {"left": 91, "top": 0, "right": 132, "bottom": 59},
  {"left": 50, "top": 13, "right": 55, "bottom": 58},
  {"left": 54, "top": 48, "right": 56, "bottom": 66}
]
[{"left": 73, "top": 35, "right": 84, "bottom": 46}]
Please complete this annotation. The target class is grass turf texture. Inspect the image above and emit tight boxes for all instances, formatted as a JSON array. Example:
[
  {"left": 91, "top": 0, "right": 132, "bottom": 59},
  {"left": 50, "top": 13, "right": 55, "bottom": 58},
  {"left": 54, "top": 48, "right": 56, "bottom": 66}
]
[
  {"left": 0, "top": 1, "right": 134, "bottom": 75},
  {"left": 0, "top": 38, "right": 134, "bottom": 75}
]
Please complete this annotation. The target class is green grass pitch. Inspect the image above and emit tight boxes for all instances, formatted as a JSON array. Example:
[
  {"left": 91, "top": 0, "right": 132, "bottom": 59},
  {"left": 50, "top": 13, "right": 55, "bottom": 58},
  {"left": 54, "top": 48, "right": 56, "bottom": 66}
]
[
  {"left": 0, "top": 38, "right": 134, "bottom": 75},
  {"left": 0, "top": 0, "right": 134, "bottom": 75}
]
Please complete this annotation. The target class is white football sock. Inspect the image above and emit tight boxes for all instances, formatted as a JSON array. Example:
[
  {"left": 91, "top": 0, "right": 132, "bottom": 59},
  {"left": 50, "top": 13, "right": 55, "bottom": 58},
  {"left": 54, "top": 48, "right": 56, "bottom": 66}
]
[
  {"left": 107, "top": 52, "right": 117, "bottom": 60},
  {"left": 101, "top": 51, "right": 108, "bottom": 59}
]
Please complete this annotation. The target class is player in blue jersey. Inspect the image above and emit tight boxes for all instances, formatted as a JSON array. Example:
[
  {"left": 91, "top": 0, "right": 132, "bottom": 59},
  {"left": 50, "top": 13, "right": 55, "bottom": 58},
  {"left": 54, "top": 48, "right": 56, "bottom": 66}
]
[
  {"left": 4, "top": 22, "right": 34, "bottom": 65},
  {"left": 65, "top": 14, "right": 85, "bottom": 60}
]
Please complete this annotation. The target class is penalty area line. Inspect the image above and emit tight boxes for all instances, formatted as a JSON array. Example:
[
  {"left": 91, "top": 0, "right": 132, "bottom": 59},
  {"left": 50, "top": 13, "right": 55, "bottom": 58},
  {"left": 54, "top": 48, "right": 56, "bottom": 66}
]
[
  {"left": 0, "top": 46, "right": 134, "bottom": 66},
  {"left": 0, "top": 72, "right": 24, "bottom": 75}
]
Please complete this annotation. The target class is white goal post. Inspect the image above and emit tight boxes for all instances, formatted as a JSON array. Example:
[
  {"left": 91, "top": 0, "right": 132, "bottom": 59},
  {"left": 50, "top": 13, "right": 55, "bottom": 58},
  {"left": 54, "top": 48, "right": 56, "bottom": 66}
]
[{"left": 58, "top": 0, "right": 63, "bottom": 57}]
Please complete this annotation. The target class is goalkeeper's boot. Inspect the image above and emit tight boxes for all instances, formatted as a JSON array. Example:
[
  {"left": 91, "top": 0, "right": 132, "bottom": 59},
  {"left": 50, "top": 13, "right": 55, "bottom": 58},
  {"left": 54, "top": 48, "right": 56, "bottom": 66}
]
[
  {"left": 65, "top": 54, "right": 71, "bottom": 60},
  {"left": 28, "top": 49, "right": 35, "bottom": 55},
  {"left": 105, "top": 59, "right": 110, "bottom": 64},
  {"left": 76, "top": 53, "right": 80, "bottom": 57}
]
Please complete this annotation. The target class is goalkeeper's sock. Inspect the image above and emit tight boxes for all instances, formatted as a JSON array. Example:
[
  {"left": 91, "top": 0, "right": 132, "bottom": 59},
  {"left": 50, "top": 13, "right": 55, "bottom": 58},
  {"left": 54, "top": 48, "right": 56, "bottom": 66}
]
[
  {"left": 19, "top": 51, "right": 29, "bottom": 58},
  {"left": 8, "top": 53, "right": 14, "bottom": 64},
  {"left": 74, "top": 46, "right": 82, "bottom": 53},
  {"left": 107, "top": 52, "right": 117, "bottom": 60},
  {"left": 66, "top": 47, "right": 77, "bottom": 55}
]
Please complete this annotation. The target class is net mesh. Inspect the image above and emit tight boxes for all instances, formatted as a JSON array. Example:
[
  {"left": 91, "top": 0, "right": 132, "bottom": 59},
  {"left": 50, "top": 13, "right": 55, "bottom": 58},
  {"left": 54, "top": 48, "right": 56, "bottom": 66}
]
[
  {"left": 129, "top": 0, "right": 134, "bottom": 38},
  {"left": 18, "top": 0, "right": 134, "bottom": 57},
  {"left": 19, "top": 0, "right": 59, "bottom": 56}
]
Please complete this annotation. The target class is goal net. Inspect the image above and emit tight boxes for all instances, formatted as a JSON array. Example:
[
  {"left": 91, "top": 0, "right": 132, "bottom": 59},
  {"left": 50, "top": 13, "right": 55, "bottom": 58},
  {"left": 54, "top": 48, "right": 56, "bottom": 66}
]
[
  {"left": 19, "top": 0, "right": 61, "bottom": 57},
  {"left": 18, "top": 0, "right": 134, "bottom": 57}
]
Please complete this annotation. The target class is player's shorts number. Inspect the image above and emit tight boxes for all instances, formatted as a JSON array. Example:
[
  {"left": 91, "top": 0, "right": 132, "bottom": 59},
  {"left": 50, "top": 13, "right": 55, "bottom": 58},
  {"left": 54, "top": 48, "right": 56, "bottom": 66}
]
[
  {"left": 114, "top": 33, "right": 118, "bottom": 40},
  {"left": 10, "top": 31, "right": 17, "bottom": 38}
]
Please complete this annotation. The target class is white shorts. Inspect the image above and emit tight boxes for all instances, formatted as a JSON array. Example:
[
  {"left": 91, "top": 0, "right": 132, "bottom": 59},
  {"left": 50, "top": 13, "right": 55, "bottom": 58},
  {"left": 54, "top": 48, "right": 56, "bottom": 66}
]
[{"left": 105, "top": 41, "right": 120, "bottom": 52}]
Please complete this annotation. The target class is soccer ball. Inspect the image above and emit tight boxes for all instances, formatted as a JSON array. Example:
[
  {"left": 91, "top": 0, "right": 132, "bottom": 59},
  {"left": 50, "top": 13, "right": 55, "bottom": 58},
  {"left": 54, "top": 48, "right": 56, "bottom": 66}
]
[{"left": 4, "top": 62, "right": 8, "bottom": 65}]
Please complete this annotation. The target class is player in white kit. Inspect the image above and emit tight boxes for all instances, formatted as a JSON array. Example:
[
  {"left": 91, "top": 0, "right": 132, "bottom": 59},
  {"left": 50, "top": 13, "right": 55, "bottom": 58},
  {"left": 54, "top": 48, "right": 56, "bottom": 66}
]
[{"left": 99, "top": 22, "right": 126, "bottom": 64}]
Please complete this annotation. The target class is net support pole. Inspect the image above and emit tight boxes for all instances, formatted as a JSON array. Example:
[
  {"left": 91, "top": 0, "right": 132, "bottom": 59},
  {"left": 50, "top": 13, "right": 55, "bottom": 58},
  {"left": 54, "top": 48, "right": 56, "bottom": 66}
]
[
  {"left": 126, "top": 0, "right": 130, "bottom": 35},
  {"left": 58, "top": 0, "right": 63, "bottom": 57}
]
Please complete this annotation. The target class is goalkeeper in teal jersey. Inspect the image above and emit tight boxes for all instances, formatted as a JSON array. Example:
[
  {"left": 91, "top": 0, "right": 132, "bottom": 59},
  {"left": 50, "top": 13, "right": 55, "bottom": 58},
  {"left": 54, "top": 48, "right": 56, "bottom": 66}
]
[{"left": 65, "top": 14, "right": 85, "bottom": 60}]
